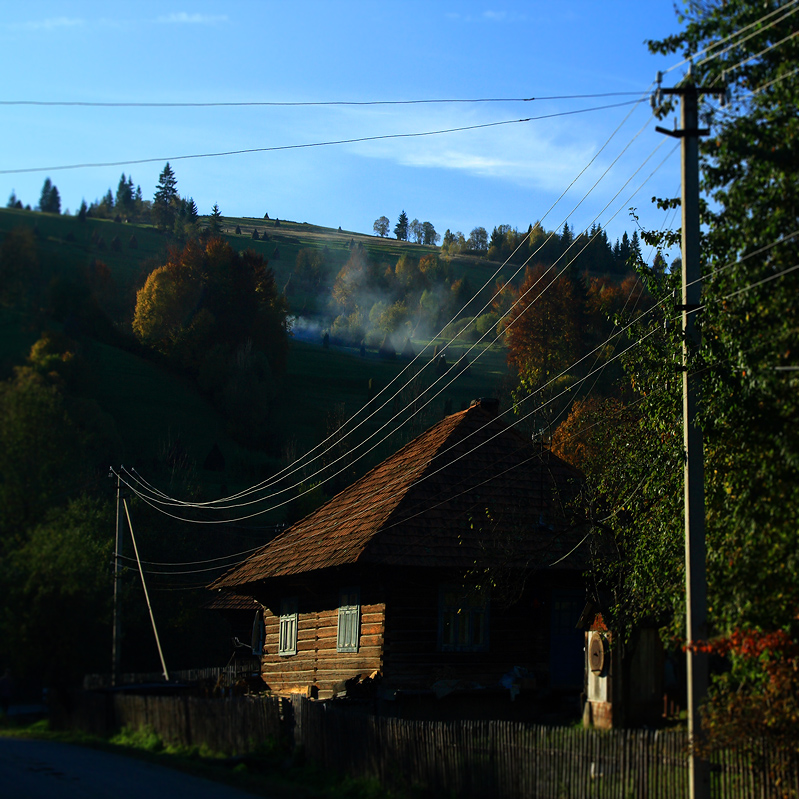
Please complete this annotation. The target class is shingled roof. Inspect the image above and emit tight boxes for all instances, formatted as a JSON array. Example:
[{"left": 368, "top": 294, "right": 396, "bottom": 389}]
[{"left": 211, "top": 399, "right": 584, "bottom": 593}]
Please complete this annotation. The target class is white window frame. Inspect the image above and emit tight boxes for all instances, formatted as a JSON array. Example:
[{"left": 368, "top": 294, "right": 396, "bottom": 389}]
[
  {"left": 438, "top": 584, "right": 489, "bottom": 652},
  {"left": 278, "top": 597, "right": 298, "bottom": 656},
  {"left": 336, "top": 587, "right": 361, "bottom": 653}
]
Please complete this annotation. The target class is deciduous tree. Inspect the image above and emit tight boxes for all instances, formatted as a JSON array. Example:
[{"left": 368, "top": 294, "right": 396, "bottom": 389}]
[{"left": 373, "top": 215, "right": 390, "bottom": 237}]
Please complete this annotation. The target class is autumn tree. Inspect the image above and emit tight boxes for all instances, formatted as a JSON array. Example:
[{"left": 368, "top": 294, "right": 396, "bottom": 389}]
[
  {"left": 133, "top": 238, "right": 288, "bottom": 372},
  {"left": 504, "top": 263, "right": 580, "bottom": 411}
]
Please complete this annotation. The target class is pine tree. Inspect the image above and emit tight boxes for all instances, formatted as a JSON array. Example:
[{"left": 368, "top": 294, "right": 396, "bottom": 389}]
[
  {"left": 394, "top": 210, "right": 409, "bottom": 241},
  {"left": 208, "top": 203, "right": 223, "bottom": 236},
  {"left": 38, "top": 178, "right": 61, "bottom": 214},
  {"left": 153, "top": 163, "right": 178, "bottom": 230}
]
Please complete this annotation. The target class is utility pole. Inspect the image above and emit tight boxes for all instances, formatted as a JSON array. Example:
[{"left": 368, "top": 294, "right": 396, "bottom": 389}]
[
  {"left": 112, "top": 469, "right": 125, "bottom": 686},
  {"left": 656, "top": 75, "right": 718, "bottom": 799}
]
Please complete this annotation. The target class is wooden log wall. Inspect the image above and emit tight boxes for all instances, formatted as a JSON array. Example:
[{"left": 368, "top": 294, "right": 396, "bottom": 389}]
[
  {"left": 259, "top": 587, "right": 385, "bottom": 698},
  {"left": 381, "top": 570, "right": 553, "bottom": 689}
]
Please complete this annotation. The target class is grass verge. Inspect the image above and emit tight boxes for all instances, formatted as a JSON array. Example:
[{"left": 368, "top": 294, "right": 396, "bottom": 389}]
[{"left": 0, "top": 717, "right": 399, "bottom": 799}]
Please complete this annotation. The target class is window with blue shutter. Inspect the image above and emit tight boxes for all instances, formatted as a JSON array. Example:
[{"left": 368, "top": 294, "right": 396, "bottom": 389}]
[
  {"left": 337, "top": 588, "right": 360, "bottom": 653},
  {"left": 278, "top": 597, "right": 298, "bottom": 656}
]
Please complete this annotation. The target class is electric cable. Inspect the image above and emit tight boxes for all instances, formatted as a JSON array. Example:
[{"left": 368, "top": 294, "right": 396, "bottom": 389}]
[
  {"left": 119, "top": 223, "right": 794, "bottom": 531},
  {"left": 121, "top": 128, "right": 671, "bottom": 519},
  {"left": 662, "top": 0, "right": 799, "bottom": 74},
  {"left": 213, "top": 256, "right": 799, "bottom": 561},
  {"left": 698, "top": 3, "right": 799, "bottom": 70},
  {"left": 114, "top": 137, "right": 684, "bottom": 526},
  {"left": 0, "top": 92, "right": 647, "bottom": 108},
  {"left": 715, "top": 29, "right": 799, "bottom": 80},
  {"left": 198, "top": 259, "right": 799, "bottom": 583},
  {"left": 0, "top": 100, "right": 642, "bottom": 176},
  {"left": 121, "top": 96, "right": 657, "bottom": 510}
]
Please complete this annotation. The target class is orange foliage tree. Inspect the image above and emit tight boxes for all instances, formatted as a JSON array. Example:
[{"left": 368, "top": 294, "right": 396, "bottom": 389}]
[{"left": 504, "top": 264, "right": 580, "bottom": 424}]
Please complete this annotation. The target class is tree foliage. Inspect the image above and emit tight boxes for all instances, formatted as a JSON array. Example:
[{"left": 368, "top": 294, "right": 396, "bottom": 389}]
[
  {"left": 152, "top": 162, "right": 179, "bottom": 230},
  {"left": 38, "top": 178, "right": 61, "bottom": 214},
  {"left": 505, "top": 264, "right": 580, "bottom": 405},
  {"left": 394, "top": 210, "right": 409, "bottom": 241},
  {"left": 373, "top": 215, "right": 390, "bottom": 237},
  {"left": 548, "top": 0, "right": 799, "bottom": 750},
  {"left": 133, "top": 237, "right": 289, "bottom": 374},
  {"left": 0, "top": 497, "right": 112, "bottom": 689}
]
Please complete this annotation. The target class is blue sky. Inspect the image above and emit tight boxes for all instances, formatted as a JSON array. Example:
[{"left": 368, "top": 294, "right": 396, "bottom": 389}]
[{"left": 1, "top": 1, "right": 689, "bottom": 254}]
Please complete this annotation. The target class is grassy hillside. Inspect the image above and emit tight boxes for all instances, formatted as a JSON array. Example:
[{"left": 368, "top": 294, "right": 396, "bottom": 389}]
[{"left": 0, "top": 207, "right": 513, "bottom": 512}]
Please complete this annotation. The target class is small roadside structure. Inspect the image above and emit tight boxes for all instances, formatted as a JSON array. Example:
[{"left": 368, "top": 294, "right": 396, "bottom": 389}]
[
  {"left": 210, "top": 399, "right": 588, "bottom": 712},
  {"left": 580, "top": 602, "right": 667, "bottom": 729}
]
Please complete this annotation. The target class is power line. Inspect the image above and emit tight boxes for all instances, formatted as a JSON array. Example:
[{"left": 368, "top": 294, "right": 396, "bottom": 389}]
[
  {"left": 663, "top": 0, "right": 799, "bottom": 74},
  {"left": 121, "top": 96, "right": 656, "bottom": 512},
  {"left": 719, "top": 29, "right": 799, "bottom": 78},
  {"left": 230, "top": 259, "right": 799, "bottom": 565},
  {"left": 121, "top": 126, "right": 671, "bottom": 520},
  {"left": 0, "top": 100, "right": 641, "bottom": 176},
  {"left": 0, "top": 91, "right": 647, "bottom": 109},
  {"left": 117, "top": 136, "right": 681, "bottom": 524},
  {"left": 698, "top": 3, "right": 799, "bottom": 70},
  {"left": 123, "top": 256, "right": 799, "bottom": 581}
]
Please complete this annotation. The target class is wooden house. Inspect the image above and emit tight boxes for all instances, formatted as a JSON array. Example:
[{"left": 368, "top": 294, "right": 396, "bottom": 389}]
[{"left": 211, "top": 399, "right": 588, "bottom": 708}]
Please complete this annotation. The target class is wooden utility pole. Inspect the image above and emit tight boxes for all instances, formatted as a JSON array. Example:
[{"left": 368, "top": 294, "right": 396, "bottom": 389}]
[
  {"left": 656, "top": 78, "right": 716, "bottom": 799},
  {"left": 112, "top": 470, "right": 125, "bottom": 686}
]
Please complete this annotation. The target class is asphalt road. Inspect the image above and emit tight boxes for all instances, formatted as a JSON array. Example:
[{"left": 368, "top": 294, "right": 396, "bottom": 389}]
[{"left": 0, "top": 737, "right": 264, "bottom": 799}]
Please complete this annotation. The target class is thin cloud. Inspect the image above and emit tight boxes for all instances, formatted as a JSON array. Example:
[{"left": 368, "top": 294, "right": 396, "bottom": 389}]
[
  {"left": 8, "top": 17, "right": 85, "bottom": 32},
  {"left": 447, "top": 10, "right": 528, "bottom": 23},
  {"left": 156, "top": 12, "right": 229, "bottom": 25},
  {"left": 340, "top": 107, "right": 598, "bottom": 192}
]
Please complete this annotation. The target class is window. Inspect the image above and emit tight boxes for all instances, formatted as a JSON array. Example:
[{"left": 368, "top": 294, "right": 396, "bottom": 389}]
[
  {"left": 337, "top": 588, "right": 360, "bottom": 653},
  {"left": 439, "top": 584, "right": 489, "bottom": 652},
  {"left": 251, "top": 609, "right": 265, "bottom": 656},
  {"left": 278, "top": 597, "right": 298, "bottom": 656}
]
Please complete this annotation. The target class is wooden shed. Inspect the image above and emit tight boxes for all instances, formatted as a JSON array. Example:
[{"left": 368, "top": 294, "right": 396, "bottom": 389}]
[{"left": 210, "top": 399, "right": 588, "bottom": 706}]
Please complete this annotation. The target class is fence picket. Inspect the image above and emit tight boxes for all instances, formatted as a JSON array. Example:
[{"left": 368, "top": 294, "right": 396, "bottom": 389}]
[{"left": 69, "top": 692, "right": 799, "bottom": 799}]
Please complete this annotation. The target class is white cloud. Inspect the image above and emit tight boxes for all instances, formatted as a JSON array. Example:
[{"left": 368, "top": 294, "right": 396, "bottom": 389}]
[
  {"left": 156, "top": 12, "right": 228, "bottom": 25},
  {"left": 348, "top": 108, "right": 597, "bottom": 193}
]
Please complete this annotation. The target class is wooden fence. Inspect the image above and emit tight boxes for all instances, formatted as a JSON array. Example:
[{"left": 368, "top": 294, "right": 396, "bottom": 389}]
[
  {"left": 71, "top": 692, "right": 797, "bottom": 798},
  {"left": 294, "top": 697, "right": 797, "bottom": 799},
  {"left": 83, "top": 662, "right": 259, "bottom": 691}
]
